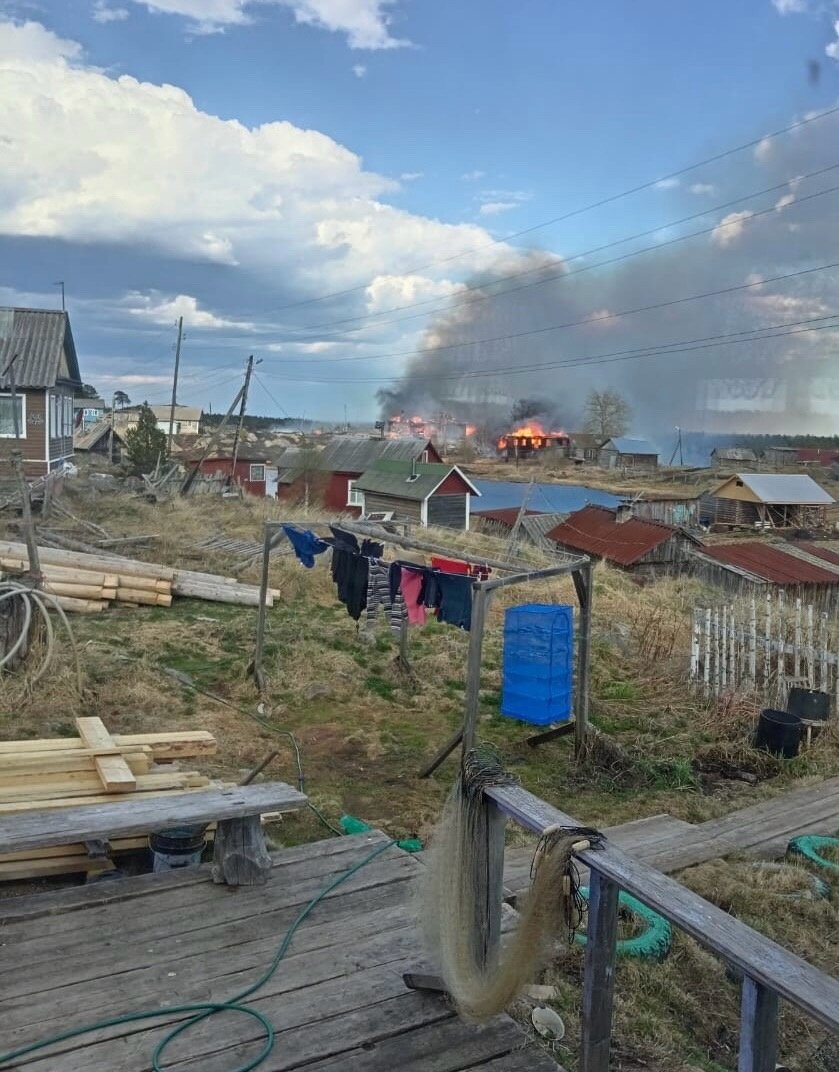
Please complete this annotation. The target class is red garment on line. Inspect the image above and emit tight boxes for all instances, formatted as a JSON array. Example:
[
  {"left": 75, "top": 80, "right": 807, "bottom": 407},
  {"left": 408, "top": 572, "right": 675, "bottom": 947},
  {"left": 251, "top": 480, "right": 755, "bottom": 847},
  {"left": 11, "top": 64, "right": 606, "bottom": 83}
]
[
  {"left": 431, "top": 556, "right": 469, "bottom": 575},
  {"left": 400, "top": 567, "right": 427, "bottom": 625}
]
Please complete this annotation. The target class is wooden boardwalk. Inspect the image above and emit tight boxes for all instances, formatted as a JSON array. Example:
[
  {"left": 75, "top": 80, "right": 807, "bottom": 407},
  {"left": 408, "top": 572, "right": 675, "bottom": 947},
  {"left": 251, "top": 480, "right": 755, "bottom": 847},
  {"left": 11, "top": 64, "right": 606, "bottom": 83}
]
[
  {"left": 0, "top": 832, "right": 561, "bottom": 1072},
  {"left": 503, "top": 776, "right": 839, "bottom": 902}
]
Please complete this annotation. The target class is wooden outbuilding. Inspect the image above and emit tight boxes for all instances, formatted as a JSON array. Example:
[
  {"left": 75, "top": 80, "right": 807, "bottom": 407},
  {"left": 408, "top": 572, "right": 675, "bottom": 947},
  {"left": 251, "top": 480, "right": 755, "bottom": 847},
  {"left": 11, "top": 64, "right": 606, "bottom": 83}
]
[{"left": 699, "top": 473, "right": 834, "bottom": 530}]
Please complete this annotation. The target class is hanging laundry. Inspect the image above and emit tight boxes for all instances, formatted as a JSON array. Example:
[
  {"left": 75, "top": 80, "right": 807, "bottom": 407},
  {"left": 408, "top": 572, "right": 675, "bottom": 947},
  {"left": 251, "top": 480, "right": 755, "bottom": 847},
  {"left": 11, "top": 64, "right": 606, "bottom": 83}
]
[
  {"left": 430, "top": 555, "right": 469, "bottom": 575},
  {"left": 281, "top": 525, "right": 328, "bottom": 569},
  {"left": 363, "top": 561, "right": 406, "bottom": 638},
  {"left": 432, "top": 572, "right": 474, "bottom": 630},
  {"left": 390, "top": 563, "right": 427, "bottom": 626}
]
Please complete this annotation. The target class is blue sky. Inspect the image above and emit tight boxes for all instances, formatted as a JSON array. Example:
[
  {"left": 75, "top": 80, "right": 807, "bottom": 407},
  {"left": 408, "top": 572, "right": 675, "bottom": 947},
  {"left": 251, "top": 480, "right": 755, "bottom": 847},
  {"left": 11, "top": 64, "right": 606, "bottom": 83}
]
[{"left": 1, "top": 0, "right": 838, "bottom": 429}]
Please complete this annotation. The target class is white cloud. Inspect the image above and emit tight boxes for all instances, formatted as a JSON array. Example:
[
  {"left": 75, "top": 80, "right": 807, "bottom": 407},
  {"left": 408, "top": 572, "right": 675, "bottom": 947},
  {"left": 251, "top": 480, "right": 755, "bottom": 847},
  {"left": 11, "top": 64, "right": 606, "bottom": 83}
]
[
  {"left": 711, "top": 210, "right": 755, "bottom": 247},
  {"left": 653, "top": 177, "right": 680, "bottom": 190},
  {"left": 364, "top": 273, "right": 464, "bottom": 314},
  {"left": 128, "top": 0, "right": 409, "bottom": 47},
  {"left": 827, "top": 20, "right": 839, "bottom": 60},
  {"left": 352, "top": 63, "right": 366, "bottom": 77},
  {"left": 399, "top": 171, "right": 423, "bottom": 181},
  {"left": 689, "top": 182, "right": 716, "bottom": 195},
  {"left": 92, "top": 1, "right": 129, "bottom": 21},
  {"left": 754, "top": 136, "right": 774, "bottom": 163},
  {"left": 461, "top": 170, "right": 485, "bottom": 181},
  {"left": 775, "top": 191, "right": 796, "bottom": 211},
  {"left": 0, "top": 19, "right": 527, "bottom": 309},
  {"left": 479, "top": 201, "right": 518, "bottom": 216},
  {"left": 771, "top": 0, "right": 808, "bottom": 12},
  {"left": 123, "top": 292, "right": 255, "bottom": 329}
]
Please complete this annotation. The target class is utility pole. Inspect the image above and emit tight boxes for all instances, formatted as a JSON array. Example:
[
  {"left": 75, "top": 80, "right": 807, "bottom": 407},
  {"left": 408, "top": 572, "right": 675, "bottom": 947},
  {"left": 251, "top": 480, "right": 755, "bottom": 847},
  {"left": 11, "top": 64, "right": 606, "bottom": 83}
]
[
  {"left": 109, "top": 392, "right": 117, "bottom": 465},
  {"left": 53, "top": 281, "right": 65, "bottom": 311},
  {"left": 167, "top": 316, "right": 184, "bottom": 456},
  {"left": 230, "top": 354, "right": 257, "bottom": 483}
]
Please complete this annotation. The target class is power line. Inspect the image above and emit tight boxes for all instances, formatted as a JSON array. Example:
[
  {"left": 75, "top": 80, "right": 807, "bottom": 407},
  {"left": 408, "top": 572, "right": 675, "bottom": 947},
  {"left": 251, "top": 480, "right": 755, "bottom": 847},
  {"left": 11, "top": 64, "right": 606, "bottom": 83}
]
[
  {"left": 279, "top": 163, "right": 839, "bottom": 338},
  {"left": 262, "top": 103, "right": 839, "bottom": 316},
  {"left": 258, "top": 258, "right": 839, "bottom": 372},
  {"left": 261, "top": 316, "right": 839, "bottom": 385},
  {"left": 253, "top": 373, "right": 291, "bottom": 419}
]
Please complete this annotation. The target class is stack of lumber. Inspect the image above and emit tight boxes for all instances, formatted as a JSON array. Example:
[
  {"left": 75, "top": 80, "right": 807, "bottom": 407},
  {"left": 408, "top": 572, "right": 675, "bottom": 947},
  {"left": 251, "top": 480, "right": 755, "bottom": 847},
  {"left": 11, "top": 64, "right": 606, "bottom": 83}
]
[
  {"left": 0, "top": 539, "right": 275, "bottom": 613},
  {"left": 0, "top": 717, "right": 219, "bottom": 880}
]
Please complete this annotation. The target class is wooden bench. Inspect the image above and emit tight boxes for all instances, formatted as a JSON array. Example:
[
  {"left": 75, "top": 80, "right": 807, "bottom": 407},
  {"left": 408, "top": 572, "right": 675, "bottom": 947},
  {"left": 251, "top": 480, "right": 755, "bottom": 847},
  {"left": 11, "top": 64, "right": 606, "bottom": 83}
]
[{"left": 0, "top": 782, "right": 307, "bottom": 887}]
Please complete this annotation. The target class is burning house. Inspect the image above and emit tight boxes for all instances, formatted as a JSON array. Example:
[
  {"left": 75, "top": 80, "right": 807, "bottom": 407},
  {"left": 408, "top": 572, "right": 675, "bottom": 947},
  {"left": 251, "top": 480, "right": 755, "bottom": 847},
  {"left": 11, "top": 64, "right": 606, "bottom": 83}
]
[
  {"left": 385, "top": 412, "right": 475, "bottom": 449},
  {"left": 497, "top": 421, "right": 569, "bottom": 461}
]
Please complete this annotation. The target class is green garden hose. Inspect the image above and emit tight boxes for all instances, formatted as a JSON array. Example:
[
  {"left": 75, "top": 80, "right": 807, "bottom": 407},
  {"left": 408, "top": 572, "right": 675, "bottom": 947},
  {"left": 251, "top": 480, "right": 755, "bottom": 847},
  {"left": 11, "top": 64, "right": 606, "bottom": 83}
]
[
  {"left": 0, "top": 839, "right": 393, "bottom": 1072},
  {"left": 574, "top": 886, "right": 673, "bottom": 960},
  {"left": 787, "top": 835, "right": 839, "bottom": 875}
]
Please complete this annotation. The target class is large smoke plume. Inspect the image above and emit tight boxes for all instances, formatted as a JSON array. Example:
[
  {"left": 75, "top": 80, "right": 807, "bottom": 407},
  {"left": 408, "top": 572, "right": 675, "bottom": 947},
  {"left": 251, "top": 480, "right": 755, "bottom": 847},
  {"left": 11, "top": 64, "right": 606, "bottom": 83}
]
[{"left": 380, "top": 109, "right": 839, "bottom": 447}]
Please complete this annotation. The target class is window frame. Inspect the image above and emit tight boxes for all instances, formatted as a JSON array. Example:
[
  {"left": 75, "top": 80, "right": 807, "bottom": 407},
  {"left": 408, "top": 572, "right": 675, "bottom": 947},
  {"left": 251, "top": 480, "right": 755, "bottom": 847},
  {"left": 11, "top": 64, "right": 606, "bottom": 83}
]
[
  {"left": 249, "top": 463, "right": 266, "bottom": 482},
  {"left": 347, "top": 479, "right": 364, "bottom": 506},
  {"left": 0, "top": 391, "right": 26, "bottom": 439}
]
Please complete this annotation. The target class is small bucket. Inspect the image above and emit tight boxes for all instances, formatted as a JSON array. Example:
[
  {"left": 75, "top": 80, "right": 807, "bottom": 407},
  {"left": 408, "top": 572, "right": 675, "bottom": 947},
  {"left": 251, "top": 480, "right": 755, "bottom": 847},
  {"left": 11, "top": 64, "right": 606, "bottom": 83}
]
[
  {"left": 787, "top": 687, "right": 830, "bottom": 722},
  {"left": 755, "top": 709, "right": 802, "bottom": 759},
  {"left": 149, "top": 825, "right": 207, "bottom": 873}
]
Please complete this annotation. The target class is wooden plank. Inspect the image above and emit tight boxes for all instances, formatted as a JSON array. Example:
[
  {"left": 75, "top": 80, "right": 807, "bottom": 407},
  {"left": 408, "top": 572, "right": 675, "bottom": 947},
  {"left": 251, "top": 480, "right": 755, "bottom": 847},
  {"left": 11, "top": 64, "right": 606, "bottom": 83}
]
[
  {"left": 580, "top": 871, "right": 619, "bottom": 1072},
  {"left": 0, "top": 782, "right": 307, "bottom": 855},
  {"left": 0, "top": 771, "right": 208, "bottom": 804},
  {"left": 487, "top": 783, "right": 839, "bottom": 1035},
  {"left": 739, "top": 977, "right": 779, "bottom": 1072},
  {"left": 0, "top": 748, "right": 152, "bottom": 775},
  {"left": 470, "top": 793, "right": 505, "bottom": 969},
  {"left": 0, "top": 731, "right": 217, "bottom": 760},
  {"left": 75, "top": 717, "right": 136, "bottom": 792},
  {"left": 0, "top": 855, "right": 116, "bottom": 881},
  {"left": 0, "top": 782, "right": 215, "bottom": 814}
]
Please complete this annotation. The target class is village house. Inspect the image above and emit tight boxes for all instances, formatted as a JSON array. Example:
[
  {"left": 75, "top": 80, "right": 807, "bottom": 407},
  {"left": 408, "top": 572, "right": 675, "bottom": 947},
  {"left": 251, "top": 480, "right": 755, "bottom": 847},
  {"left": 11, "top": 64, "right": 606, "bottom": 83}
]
[
  {"left": 598, "top": 436, "right": 659, "bottom": 473},
  {"left": 759, "top": 445, "right": 798, "bottom": 468},
  {"left": 189, "top": 453, "right": 278, "bottom": 497},
  {"left": 0, "top": 307, "right": 82, "bottom": 478},
  {"left": 113, "top": 404, "right": 203, "bottom": 437},
  {"left": 690, "top": 541, "right": 839, "bottom": 613},
  {"left": 699, "top": 473, "right": 834, "bottom": 530},
  {"left": 626, "top": 494, "right": 700, "bottom": 528},
  {"left": 74, "top": 421, "right": 127, "bottom": 463},
  {"left": 546, "top": 503, "right": 699, "bottom": 577},
  {"left": 566, "top": 432, "right": 603, "bottom": 463},
  {"left": 711, "top": 446, "right": 757, "bottom": 467},
  {"left": 277, "top": 435, "right": 442, "bottom": 515},
  {"left": 353, "top": 458, "right": 479, "bottom": 529},
  {"left": 73, "top": 397, "right": 106, "bottom": 431}
]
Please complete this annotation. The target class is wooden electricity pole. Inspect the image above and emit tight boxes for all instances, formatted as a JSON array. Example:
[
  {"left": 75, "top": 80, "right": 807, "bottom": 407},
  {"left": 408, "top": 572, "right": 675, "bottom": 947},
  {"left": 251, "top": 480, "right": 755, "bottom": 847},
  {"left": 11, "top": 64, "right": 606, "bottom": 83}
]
[
  {"left": 167, "top": 315, "right": 184, "bottom": 456},
  {"left": 230, "top": 355, "right": 256, "bottom": 482}
]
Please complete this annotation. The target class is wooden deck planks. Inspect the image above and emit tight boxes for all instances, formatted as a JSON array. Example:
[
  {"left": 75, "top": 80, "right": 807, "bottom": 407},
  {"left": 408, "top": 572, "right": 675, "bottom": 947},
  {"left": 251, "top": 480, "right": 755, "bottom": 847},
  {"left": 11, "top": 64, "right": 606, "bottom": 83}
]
[{"left": 0, "top": 833, "right": 562, "bottom": 1072}]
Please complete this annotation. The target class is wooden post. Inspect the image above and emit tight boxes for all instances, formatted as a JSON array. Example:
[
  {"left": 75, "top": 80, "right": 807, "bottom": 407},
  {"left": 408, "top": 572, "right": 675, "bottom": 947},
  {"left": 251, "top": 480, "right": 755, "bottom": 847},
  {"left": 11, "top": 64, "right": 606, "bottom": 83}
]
[
  {"left": 580, "top": 869, "right": 620, "bottom": 1072},
  {"left": 212, "top": 815, "right": 272, "bottom": 886},
  {"left": 572, "top": 561, "right": 593, "bottom": 756},
  {"left": 470, "top": 792, "right": 506, "bottom": 971},
  {"left": 794, "top": 597, "right": 802, "bottom": 681},
  {"left": 251, "top": 523, "right": 274, "bottom": 691},
  {"left": 721, "top": 604, "right": 728, "bottom": 691},
  {"left": 461, "top": 585, "right": 490, "bottom": 757},
  {"left": 704, "top": 607, "right": 712, "bottom": 696},
  {"left": 729, "top": 604, "right": 737, "bottom": 693},
  {"left": 805, "top": 604, "right": 814, "bottom": 689},
  {"left": 819, "top": 611, "right": 828, "bottom": 693},
  {"left": 738, "top": 976, "right": 779, "bottom": 1072},
  {"left": 690, "top": 608, "right": 700, "bottom": 685},
  {"left": 713, "top": 606, "right": 721, "bottom": 698},
  {"left": 749, "top": 598, "right": 757, "bottom": 687}
]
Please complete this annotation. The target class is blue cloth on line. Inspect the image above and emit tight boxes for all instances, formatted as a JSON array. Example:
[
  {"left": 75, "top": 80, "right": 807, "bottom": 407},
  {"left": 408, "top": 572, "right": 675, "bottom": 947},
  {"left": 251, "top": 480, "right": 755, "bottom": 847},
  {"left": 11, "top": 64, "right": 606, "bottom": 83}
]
[{"left": 282, "top": 524, "right": 328, "bottom": 569}]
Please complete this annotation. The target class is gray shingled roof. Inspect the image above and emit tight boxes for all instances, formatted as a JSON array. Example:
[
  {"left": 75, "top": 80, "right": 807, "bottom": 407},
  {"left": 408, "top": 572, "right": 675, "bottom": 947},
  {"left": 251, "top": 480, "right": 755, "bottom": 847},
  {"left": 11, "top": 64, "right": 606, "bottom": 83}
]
[
  {"left": 355, "top": 460, "right": 475, "bottom": 502},
  {"left": 315, "top": 435, "right": 434, "bottom": 472},
  {"left": 0, "top": 308, "right": 82, "bottom": 389}
]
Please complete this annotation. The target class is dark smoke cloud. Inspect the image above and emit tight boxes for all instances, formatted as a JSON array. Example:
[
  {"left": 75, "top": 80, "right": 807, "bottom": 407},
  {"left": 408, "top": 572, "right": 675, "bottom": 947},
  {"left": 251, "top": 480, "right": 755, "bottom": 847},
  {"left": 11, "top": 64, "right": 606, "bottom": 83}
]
[{"left": 381, "top": 108, "right": 839, "bottom": 446}]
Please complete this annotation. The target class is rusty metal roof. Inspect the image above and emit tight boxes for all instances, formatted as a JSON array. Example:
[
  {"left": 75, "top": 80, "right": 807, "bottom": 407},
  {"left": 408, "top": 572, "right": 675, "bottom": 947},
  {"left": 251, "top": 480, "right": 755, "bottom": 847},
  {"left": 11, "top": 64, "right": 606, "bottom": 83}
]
[
  {"left": 701, "top": 542, "right": 839, "bottom": 585},
  {"left": 792, "top": 542, "right": 839, "bottom": 568},
  {"left": 472, "top": 507, "right": 541, "bottom": 525},
  {"left": 0, "top": 308, "right": 81, "bottom": 389},
  {"left": 546, "top": 504, "right": 692, "bottom": 566}
]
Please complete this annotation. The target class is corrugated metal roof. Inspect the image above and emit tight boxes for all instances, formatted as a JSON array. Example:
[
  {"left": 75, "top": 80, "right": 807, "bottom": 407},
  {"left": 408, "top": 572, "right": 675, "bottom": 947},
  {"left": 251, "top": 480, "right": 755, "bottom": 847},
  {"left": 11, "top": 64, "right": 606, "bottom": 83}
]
[
  {"left": 735, "top": 473, "right": 834, "bottom": 505},
  {"left": 701, "top": 542, "right": 839, "bottom": 585},
  {"left": 602, "top": 437, "right": 658, "bottom": 456},
  {"left": 546, "top": 504, "right": 690, "bottom": 566},
  {"left": 74, "top": 420, "right": 121, "bottom": 451},
  {"left": 0, "top": 308, "right": 81, "bottom": 389},
  {"left": 472, "top": 507, "right": 540, "bottom": 524},
  {"left": 792, "top": 542, "right": 839, "bottom": 568},
  {"left": 355, "top": 461, "right": 456, "bottom": 501},
  {"left": 316, "top": 435, "right": 437, "bottom": 473}
]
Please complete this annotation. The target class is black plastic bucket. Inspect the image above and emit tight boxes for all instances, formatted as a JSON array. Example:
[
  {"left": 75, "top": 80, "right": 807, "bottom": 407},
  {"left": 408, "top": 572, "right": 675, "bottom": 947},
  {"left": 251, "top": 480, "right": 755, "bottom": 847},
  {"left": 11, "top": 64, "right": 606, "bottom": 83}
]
[
  {"left": 755, "top": 709, "right": 802, "bottom": 758},
  {"left": 149, "top": 826, "right": 207, "bottom": 872},
  {"left": 787, "top": 687, "right": 830, "bottom": 722}
]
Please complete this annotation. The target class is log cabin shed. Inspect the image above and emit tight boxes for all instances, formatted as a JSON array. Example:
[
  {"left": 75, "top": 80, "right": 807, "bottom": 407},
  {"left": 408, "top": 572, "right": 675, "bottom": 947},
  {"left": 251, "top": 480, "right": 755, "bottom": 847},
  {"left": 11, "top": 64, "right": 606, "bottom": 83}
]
[
  {"left": 354, "top": 459, "right": 479, "bottom": 529},
  {"left": 0, "top": 308, "right": 82, "bottom": 477},
  {"left": 598, "top": 436, "right": 659, "bottom": 472},
  {"left": 700, "top": 473, "right": 834, "bottom": 529},
  {"left": 546, "top": 503, "right": 699, "bottom": 577}
]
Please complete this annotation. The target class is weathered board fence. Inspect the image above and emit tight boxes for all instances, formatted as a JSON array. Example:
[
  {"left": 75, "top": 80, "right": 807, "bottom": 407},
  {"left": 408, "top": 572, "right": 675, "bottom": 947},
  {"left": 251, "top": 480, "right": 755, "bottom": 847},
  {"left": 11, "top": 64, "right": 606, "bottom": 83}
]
[{"left": 690, "top": 592, "right": 838, "bottom": 712}]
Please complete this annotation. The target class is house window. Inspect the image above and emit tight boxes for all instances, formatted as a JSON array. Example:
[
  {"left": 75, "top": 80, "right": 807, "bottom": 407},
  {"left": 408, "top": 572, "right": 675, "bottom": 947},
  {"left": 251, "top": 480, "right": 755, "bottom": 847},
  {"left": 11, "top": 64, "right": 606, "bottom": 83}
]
[
  {"left": 0, "top": 393, "right": 25, "bottom": 438},
  {"left": 249, "top": 464, "right": 265, "bottom": 482},
  {"left": 347, "top": 479, "right": 364, "bottom": 506},
  {"left": 421, "top": 450, "right": 429, "bottom": 463},
  {"left": 63, "top": 395, "right": 73, "bottom": 437}
]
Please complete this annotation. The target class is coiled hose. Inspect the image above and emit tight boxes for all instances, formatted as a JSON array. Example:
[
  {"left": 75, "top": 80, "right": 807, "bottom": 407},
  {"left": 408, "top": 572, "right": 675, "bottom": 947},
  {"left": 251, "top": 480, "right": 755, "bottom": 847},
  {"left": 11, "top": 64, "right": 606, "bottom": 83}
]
[{"left": 0, "top": 580, "right": 82, "bottom": 693}]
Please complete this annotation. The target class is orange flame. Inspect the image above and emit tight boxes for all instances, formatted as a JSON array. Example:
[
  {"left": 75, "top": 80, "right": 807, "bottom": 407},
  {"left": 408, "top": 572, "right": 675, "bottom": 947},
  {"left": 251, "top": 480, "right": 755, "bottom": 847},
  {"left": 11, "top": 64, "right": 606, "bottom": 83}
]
[
  {"left": 465, "top": 424, "right": 477, "bottom": 437},
  {"left": 498, "top": 421, "right": 567, "bottom": 451}
]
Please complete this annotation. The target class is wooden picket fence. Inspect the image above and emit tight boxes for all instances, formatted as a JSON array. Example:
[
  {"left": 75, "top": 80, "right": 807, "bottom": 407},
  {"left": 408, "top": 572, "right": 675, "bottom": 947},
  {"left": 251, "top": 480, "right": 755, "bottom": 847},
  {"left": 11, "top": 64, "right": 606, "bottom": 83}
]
[{"left": 690, "top": 592, "right": 839, "bottom": 713}]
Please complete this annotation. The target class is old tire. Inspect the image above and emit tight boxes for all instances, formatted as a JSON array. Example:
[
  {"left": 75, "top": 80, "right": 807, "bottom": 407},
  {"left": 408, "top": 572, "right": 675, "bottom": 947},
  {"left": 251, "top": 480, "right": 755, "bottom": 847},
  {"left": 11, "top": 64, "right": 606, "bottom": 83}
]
[{"left": 574, "top": 887, "right": 672, "bottom": 960}]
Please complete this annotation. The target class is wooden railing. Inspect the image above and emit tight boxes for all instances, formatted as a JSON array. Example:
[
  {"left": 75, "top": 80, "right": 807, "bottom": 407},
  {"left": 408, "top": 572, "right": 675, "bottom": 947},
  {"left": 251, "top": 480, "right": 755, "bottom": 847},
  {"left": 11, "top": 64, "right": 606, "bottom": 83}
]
[{"left": 480, "top": 784, "right": 839, "bottom": 1072}]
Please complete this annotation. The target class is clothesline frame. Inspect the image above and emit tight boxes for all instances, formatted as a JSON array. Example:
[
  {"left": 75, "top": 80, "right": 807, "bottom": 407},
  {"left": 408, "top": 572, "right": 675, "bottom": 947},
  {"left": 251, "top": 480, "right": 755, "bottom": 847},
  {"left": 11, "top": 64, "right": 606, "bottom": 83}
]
[{"left": 250, "top": 518, "right": 593, "bottom": 768}]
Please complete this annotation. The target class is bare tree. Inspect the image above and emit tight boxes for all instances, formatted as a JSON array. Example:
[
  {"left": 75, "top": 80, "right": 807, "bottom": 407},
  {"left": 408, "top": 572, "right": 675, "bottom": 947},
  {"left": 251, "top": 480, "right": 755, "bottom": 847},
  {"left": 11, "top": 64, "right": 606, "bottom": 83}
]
[{"left": 584, "top": 389, "right": 631, "bottom": 440}]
